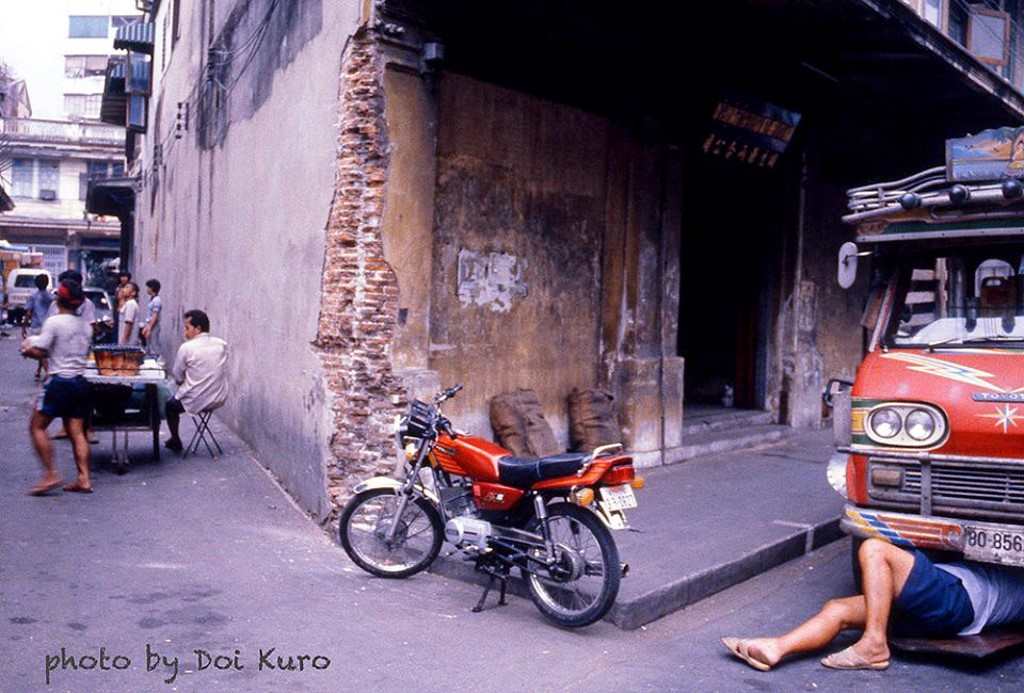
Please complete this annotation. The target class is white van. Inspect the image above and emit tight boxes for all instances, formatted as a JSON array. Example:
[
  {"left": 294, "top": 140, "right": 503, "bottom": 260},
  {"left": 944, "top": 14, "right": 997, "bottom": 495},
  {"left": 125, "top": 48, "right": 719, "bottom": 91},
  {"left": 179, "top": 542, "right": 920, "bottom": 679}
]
[{"left": 5, "top": 268, "right": 54, "bottom": 308}]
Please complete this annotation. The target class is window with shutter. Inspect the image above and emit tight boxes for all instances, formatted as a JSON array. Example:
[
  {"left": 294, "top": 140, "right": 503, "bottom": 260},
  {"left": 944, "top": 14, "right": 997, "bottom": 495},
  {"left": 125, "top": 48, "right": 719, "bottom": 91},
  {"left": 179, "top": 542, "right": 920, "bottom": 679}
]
[
  {"left": 38, "top": 161, "right": 59, "bottom": 201},
  {"left": 967, "top": 5, "right": 1010, "bottom": 67}
]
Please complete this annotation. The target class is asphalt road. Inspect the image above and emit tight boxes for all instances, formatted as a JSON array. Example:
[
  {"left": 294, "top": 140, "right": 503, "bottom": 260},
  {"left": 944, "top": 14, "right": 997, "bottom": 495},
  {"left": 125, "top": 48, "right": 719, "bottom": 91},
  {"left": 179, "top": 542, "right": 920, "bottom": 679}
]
[{"left": 1, "top": 335, "right": 1021, "bottom": 692}]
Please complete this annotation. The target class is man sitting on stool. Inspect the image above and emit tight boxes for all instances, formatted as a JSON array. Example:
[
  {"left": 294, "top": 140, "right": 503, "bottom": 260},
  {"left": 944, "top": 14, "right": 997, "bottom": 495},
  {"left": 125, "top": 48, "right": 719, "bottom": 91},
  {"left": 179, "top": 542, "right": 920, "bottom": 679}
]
[{"left": 164, "top": 309, "right": 229, "bottom": 453}]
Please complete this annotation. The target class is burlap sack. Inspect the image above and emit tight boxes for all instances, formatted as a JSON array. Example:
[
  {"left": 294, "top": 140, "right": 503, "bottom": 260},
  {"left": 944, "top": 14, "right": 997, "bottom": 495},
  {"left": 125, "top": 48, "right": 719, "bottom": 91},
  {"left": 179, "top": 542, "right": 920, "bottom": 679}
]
[
  {"left": 567, "top": 388, "right": 621, "bottom": 452},
  {"left": 489, "top": 389, "right": 560, "bottom": 458},
  {"left": 489, "top": 393, "right": 529, "bottom": 457}
]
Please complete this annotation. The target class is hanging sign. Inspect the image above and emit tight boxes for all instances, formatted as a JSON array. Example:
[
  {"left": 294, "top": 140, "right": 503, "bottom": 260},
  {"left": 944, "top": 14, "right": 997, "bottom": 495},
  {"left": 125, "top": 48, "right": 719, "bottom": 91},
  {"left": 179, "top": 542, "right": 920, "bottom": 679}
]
[
  {"left": 947, "top": 126, "right": 1024, "bottom": 182},
  {"left": 701, "top": 94, "right": 801, "bottom": 169}
]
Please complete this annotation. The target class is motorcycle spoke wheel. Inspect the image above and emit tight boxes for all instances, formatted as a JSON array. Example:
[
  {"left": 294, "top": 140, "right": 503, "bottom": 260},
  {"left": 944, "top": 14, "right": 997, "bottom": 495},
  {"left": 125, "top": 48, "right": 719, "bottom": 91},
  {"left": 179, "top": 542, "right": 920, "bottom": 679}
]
[
  {"left": 526, "top": 503, "right": 620, "bottom": 628},
  {"left": 339, "top": 488, "right": 443, "bottom": 579}
]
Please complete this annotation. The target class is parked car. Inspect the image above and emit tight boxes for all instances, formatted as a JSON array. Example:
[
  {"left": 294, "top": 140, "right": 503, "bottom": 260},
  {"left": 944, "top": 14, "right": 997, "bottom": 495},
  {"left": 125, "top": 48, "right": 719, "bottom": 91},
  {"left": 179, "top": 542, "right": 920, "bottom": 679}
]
[
  {"left": 5, "top": 268, "right": 53, "bottom": 309},
  {"left": 83, "top": 286, "right": 115, "bottom": 344}
]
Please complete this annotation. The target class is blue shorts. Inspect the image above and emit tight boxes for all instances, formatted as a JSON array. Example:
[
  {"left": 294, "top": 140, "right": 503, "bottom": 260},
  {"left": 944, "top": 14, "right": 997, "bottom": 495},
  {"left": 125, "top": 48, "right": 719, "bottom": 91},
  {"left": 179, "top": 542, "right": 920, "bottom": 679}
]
[
  {"left": 893, "top": 550, "right": 975, "bottom": 637},
  {"left": 39, "top": 375, "right": 92, "bottom": 420}
]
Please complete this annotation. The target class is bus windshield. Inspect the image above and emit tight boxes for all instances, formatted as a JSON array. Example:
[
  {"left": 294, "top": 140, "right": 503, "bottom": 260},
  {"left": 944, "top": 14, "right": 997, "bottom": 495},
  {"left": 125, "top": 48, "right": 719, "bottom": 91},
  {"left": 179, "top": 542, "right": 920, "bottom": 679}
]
[{"left": 889, "top": 247, "right": 1024, "bottom": 347}]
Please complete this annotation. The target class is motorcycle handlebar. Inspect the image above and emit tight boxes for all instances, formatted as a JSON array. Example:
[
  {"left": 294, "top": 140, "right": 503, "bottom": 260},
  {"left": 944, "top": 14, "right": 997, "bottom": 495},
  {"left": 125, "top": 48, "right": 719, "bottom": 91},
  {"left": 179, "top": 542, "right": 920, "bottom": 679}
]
[{"left": 434, "top": 384, "right": 463, "bottom": 404}]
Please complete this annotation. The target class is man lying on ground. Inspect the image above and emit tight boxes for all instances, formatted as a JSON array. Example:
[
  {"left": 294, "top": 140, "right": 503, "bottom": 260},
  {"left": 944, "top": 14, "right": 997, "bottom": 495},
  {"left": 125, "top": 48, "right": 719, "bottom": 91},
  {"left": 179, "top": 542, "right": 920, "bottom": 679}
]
[{"left": 722, "top": 538, "right": 1024, "bottom": 671}]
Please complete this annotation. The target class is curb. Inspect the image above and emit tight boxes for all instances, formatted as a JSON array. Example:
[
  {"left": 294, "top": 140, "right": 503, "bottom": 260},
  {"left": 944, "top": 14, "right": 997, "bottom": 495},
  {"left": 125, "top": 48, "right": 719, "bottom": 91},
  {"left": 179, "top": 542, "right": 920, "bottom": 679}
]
[
  {"left": 607, "top": 516, "right": 843, "bottom": 630},
  {"left": 428, "top": 516, "right": 844, "bottom": 630}
]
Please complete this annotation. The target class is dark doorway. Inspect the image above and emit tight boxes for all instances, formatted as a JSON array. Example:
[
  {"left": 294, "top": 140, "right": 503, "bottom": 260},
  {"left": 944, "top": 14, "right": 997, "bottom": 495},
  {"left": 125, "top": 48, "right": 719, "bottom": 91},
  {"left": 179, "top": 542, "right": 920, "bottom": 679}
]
[{"left": 678, "top": 152, "right": 787, "bottom": 410}]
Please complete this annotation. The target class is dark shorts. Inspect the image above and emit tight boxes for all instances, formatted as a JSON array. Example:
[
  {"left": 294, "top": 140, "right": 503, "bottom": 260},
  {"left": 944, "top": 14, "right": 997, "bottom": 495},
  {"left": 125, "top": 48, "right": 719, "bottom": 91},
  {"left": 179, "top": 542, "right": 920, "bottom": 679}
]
[
  {"left": 39, "top": 375, "right": 92, "bottom": 420},
  {"left": 893, "top": 550, "right": 975, "bottom": 637}
]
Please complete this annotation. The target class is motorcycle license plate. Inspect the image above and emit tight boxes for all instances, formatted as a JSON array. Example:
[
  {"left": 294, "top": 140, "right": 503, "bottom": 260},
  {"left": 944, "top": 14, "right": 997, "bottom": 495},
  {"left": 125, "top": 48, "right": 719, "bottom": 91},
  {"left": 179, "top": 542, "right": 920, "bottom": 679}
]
[
  {"left": 963, "top": 525, "right": 1024, "bottom": 567},
  {"left": 600, "top": 484, "right": 637, "bottom": 511}
]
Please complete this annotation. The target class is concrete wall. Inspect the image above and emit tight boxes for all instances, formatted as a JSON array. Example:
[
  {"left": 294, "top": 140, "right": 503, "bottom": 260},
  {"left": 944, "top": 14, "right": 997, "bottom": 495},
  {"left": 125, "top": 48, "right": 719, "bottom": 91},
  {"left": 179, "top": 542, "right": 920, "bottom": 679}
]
[
  {"left": 428, "top": 73, "right": 609, "bottom": 446},
  {"left": 134, "top": 0, "right": 362, "bottom": 521}
]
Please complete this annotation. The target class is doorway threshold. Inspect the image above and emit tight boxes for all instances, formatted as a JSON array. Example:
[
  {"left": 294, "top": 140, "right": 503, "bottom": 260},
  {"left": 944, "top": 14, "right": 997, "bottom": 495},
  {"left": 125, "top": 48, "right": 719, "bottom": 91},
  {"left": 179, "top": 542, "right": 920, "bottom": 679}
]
[{"left": 682, "top": 405, "right": 774, "bottom": 435}]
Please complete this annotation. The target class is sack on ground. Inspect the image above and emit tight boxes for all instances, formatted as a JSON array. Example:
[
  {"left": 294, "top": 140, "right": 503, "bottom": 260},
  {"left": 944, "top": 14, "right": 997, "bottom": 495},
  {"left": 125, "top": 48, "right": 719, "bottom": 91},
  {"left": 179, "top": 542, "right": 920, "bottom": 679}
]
[
  {"left": 567, "top": 387, "right": 621, "bottom": 452},
  {"left": 489, "top": 388, "right": 560, "bottom": 458}
]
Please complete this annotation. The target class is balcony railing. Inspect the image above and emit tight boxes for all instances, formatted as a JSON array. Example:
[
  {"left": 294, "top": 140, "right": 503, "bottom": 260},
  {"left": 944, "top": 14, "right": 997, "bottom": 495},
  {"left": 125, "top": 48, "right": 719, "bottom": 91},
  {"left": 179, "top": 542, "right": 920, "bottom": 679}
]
[{"left": 0, "top": 118, "right": 125, "bottom": 146}]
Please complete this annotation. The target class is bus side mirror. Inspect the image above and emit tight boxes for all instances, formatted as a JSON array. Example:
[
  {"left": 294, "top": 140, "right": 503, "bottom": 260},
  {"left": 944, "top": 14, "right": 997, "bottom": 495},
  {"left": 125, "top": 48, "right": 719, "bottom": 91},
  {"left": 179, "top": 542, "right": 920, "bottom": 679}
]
[{"left": 838, "top": 242, "right": 865, "bottom": 289}]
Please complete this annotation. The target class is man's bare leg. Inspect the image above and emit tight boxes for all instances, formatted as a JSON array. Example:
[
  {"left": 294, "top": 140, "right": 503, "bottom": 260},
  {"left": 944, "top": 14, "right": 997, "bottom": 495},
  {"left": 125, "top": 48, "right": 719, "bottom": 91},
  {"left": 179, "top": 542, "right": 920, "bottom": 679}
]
[
  {"left": 63, "top": 417, "right": 92, "bottom": 492},
  {"left": 725, "top": 538, "right": 916, "bottom": 669},
  {"left": 729, "top": 596, "right": 867, "bottom": 668},
  {"left": 28, "top": 410, "right": 61, "bottom": 493},
  {"left": 847, "top": 538, "right": 915, "bottom": 663}
]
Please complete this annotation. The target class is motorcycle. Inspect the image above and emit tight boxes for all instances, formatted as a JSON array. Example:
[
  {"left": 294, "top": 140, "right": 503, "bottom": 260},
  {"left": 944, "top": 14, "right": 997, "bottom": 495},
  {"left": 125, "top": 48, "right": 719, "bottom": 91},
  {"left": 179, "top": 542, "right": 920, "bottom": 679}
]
[{"left": 339, "top": 385, "right": 644, "bottom": 628}]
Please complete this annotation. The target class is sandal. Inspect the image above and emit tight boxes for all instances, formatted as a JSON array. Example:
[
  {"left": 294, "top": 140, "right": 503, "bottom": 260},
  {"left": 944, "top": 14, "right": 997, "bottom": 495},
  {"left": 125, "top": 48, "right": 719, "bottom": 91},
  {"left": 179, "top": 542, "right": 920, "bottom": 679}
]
[
  {"left": 62, "top": 483, "right": 94, "bottom": 494},
  {"left": 821, "top": 646, "right": 889, "bottom": 670},
  {"left": 722, "top": 637, "right": 772, "bottom": 672},
  {"left": 28, "top": 479, "right": 63, "bottom": 496}
]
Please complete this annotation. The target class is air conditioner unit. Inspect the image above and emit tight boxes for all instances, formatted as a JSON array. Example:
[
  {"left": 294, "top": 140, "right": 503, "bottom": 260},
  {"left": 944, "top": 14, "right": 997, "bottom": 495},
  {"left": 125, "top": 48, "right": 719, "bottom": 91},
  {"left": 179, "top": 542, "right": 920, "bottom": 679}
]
[{"left": 39, "top": 189, "right": 57, "bottom": 201}]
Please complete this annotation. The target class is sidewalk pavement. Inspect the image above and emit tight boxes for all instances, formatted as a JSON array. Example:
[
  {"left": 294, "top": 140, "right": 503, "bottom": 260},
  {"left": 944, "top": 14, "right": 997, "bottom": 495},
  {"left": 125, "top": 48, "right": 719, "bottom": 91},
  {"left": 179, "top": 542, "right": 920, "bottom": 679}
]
[
  {"left": 431, "top": 429, "right": 843, "bottom": 629},
  {"left": 1, "top": 336, "right": 843, "bottom": 644}
]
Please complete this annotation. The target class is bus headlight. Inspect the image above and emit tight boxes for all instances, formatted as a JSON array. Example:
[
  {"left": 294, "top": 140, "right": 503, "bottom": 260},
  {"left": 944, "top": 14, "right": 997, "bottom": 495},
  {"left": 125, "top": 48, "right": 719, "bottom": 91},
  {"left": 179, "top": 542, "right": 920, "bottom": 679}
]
[
  {"left": 869, "top": 407, "right": 902, "bottom": 439},
  {"left": 863, "top": 402, "right": 947, "bottom": 447},
  {"left": 905, "top": 409, "right": 936, "bottom": 441}
]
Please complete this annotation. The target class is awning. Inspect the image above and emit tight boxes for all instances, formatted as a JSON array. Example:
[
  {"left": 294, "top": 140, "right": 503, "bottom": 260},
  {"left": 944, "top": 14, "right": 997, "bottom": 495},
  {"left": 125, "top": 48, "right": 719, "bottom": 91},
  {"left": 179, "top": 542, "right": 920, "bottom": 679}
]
[
  {"left": 113, "top": 22, "right": 154, "bottom": 54},
  {"left": 100, "top": 58, "right": 127, "bottom": 126},
  {"left": 86, "top": 177, "right": 136, "bottom": 218}
]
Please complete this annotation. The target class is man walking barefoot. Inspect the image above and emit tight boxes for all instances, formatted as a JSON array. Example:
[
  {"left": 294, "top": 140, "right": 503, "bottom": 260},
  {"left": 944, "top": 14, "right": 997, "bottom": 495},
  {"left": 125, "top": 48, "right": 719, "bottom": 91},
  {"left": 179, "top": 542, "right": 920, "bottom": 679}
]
[
  {"left": 722, "top": 538, "right": 1024, "bottom": 672},
  {"left": 21, "top": 280, "right": 94, "bottom": 495}
]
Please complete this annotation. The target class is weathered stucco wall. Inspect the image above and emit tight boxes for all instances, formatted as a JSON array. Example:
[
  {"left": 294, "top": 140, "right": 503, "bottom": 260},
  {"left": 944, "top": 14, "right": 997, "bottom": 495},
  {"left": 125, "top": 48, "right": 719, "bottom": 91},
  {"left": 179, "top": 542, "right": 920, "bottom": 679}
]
[
  {"left": 773, "top": 140, "right": 868, "bottom": 429},
  {"left": 135, "top": 0, "right": 363, "bottom": 521},
  {"left": 429, "top": 73, "right": 609, "bottom": 445},
  {"left": 381, "top": 68, "right": 436, "bottom": 374}
]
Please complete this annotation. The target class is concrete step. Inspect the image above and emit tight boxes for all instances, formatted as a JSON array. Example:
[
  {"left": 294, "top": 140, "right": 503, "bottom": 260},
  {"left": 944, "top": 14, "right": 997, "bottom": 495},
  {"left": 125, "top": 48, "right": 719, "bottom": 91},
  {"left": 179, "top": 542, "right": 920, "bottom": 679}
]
[
  {"left": 681, "top": 408, "right": 775, "bottom": 436},
  {"left": 607, "top": 515, "right": 843, "bottom": 630},
  {"left": 664, "top": 424, "right": 793, "bottom": 465}
]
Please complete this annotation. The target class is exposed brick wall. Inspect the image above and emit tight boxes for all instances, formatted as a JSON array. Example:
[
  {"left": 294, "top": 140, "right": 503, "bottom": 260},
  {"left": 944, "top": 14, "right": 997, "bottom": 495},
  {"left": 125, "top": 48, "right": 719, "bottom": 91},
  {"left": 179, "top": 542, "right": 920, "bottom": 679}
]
[{"left": 315, "top": 30, "right": 405, "bottom": 521}]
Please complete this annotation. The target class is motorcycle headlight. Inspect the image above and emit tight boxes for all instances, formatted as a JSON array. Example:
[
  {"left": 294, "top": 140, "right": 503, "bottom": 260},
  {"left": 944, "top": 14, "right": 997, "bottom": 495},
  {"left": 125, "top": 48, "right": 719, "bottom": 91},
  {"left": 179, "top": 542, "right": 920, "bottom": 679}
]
[
  {"left": 905, "top": 409, "right": 936, "bottom": 441},
  {"left": 869, "top": 407, "right": 902, "bottom": 439}
]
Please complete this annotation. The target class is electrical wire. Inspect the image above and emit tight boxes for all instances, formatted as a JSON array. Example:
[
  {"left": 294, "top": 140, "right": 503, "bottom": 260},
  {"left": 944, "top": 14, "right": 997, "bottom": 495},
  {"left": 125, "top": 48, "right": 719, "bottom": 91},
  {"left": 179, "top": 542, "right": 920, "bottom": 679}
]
[{"left": 145, "top": 0, "right": 281, "bottom": 166}]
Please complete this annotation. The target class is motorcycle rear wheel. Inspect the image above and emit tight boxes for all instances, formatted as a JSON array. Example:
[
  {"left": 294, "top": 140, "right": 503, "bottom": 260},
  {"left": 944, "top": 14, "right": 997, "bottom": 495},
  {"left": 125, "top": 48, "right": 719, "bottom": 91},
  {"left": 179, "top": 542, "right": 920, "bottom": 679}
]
[
  {"left": 339, "top": 488, "right": 443, "bottom": 579},
  {"left": 526, "top": 503, "right": 620, "bottom": 628}
]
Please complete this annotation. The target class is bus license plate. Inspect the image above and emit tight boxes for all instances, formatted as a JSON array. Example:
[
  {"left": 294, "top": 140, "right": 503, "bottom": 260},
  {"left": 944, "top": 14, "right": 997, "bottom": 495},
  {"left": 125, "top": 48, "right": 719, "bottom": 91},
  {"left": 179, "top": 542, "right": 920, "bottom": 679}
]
[
  {"left": 600, "top": 484, "right": 637, "bottom": 511},
  {"left": 963, "top": 525, "right": 1024, "bottom": 567}
]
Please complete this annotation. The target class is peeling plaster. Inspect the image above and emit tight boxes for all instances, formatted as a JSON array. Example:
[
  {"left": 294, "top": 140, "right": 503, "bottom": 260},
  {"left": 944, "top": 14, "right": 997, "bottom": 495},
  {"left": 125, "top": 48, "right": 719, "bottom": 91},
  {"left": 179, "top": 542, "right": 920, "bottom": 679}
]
[{"left": 456, "top": 248, "right": 528, "bottom": 312}]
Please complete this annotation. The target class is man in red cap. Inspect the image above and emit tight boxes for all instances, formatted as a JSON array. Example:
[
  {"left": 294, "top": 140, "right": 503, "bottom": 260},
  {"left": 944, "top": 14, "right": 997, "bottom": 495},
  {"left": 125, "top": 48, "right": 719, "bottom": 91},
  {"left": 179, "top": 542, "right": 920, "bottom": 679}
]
[{"left": 21, "top": 279, "right": 94, "bottom": 495}]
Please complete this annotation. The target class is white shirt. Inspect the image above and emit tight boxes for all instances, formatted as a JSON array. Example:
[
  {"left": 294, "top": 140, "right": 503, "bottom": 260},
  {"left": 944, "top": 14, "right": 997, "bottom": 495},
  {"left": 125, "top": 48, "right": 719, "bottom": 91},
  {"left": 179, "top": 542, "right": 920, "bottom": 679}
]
[
  {"left": 119, "top": 298, "right": 139, "bottom": 345},
  {"left": 938, "top": 562, "right": 1024, "bottom": 635},
  {"left": 46, "top": 296, "right": 96, "bottom": 323},
  {"left": 28, "top": 313, "right": 92, "bottom": 378},
  {"left": 144, "top": 295, "right": 162, "bottom": 349},
  {"left": 172, "top": 333, "right": 229, "bottom": 414}
]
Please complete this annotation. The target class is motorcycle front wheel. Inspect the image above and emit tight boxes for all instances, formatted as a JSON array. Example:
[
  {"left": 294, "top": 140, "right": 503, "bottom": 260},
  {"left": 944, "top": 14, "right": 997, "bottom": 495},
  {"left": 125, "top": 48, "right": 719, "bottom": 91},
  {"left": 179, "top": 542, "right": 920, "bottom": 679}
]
[
  {"left": 526, "top": 502, "right": 620, "bottom": 628},
  {"left": 339, "top": 488, "right": 443, "bottom": 579}
]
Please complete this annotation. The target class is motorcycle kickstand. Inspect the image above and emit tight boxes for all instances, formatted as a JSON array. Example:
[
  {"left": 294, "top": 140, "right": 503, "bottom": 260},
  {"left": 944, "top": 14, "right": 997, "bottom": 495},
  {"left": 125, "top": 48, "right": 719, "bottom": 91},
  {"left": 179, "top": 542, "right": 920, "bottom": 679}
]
[{"left": 471, "top": 566, "right": 509, "bottom": 613}]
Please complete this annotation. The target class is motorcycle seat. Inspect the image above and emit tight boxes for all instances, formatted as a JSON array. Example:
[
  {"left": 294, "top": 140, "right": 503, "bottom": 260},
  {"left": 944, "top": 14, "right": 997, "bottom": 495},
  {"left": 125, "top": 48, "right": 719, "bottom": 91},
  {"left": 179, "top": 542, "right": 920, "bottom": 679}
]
[{"left": 497, "top": 452, "right": 590, "bottom": 488}]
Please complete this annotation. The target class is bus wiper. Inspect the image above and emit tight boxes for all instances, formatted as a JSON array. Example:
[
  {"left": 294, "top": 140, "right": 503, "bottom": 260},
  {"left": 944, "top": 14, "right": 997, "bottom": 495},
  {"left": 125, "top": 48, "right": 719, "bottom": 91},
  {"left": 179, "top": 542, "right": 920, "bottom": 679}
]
[
  {"left": 962, "top": 335, "right": 1024, "bottom": 343},
  {"left": 927, "top": 336, "right": 960, "bottom": 350}
]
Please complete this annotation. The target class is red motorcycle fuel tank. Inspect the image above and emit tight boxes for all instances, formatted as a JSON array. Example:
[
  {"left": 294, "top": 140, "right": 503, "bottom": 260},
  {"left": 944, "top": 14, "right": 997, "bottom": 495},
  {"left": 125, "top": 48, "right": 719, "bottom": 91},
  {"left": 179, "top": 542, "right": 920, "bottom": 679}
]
[{"left": 431, "top": 434, "right": 505, "bottom": 482}]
